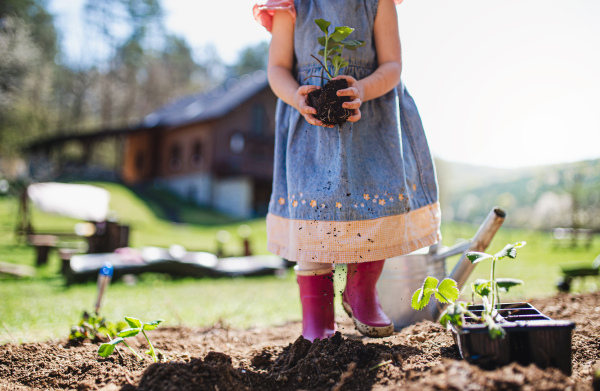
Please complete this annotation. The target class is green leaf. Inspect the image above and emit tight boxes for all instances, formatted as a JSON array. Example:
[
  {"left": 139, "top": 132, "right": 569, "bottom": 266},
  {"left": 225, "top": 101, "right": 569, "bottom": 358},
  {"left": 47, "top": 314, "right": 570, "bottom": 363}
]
[
  {"left": 439, "top": 303, "right": 465, "bottom": 328},
  {"left": 339, "top": 60, "right": 349, "bottom": 69},
  {"left": 411, "top": 276, "right": 438, "bottom": 310},
  {"left": 487, "top": 322, "right": 506, "bottom": 340},
  {"left": 331, "top": 55, "right": 342, "bottom": 68},
  {"left": 314, "top": 19, "right": 330, "bottom": 34},
  {"left": 143, "top": 319, "right": 164, "bottom": 331},
  {"left": 117, "top": 328, "right": 140, "bottom": 338},
  {"left": 466, "top": 252, "right": 494, "bottom": 264},
  {"left": 317, "top": 36, "right": 327, "bottom": 46},
  {"left": 513, "top": 241, "right": 527, "bottom": 248},
  {"left": 98, "top": 337, "right": 123, "bottom": 357},
  {"left": 330, "top": 26, "right": 354, "bottom": 42},
  {"left": 436, "top": 278, "right": 460, "bottom": 303},
  {"left": 471, "top": 279, "right": 492, "bottom": 297},
  {"left": 125, "top": 317, "right": 142, "bottom": 329},
  {"left": 496, "top": 278, "right": 524, "bottom": 292},
  {"left": 341, "top": 39, "right": 365, "bottom": 50},
  {"left": 494, "top": 243, "right": 517, "bottom": 259},
  {"left": 411, "top": 288, "right": 429, "bottom": 310}
]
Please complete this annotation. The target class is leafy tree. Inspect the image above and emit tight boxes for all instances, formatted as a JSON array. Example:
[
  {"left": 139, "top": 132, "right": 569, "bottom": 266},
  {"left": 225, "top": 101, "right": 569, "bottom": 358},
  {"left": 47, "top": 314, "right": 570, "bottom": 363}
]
[{"left": 230, "top": 42, "right": 268, "bottom": 77}]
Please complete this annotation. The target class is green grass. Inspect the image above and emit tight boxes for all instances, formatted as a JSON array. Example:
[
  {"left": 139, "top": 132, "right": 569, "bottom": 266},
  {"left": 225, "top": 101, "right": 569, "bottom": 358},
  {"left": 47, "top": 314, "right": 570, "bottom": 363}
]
[{"left": 1, "top": 182, "right": 599, "bottom": 344}]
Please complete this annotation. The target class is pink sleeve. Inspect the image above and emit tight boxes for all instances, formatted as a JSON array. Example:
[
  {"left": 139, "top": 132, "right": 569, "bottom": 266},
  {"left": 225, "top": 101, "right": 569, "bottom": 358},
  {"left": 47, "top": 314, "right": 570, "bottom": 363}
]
[{"left": 253, "top": 0, "right": 296, "bottom": 33}]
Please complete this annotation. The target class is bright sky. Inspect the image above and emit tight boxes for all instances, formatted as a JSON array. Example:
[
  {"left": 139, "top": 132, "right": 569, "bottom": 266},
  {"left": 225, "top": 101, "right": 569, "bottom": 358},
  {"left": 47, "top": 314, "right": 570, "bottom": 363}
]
[{"left": 48, "top": 0, "right": 600, "bottom": 169}]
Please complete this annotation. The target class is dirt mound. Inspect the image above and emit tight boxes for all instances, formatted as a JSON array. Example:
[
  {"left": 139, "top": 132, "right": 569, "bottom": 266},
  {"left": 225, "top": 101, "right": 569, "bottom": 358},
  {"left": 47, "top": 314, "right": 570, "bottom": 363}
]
[{"left": 1, "top": 291, "right": 599, "bottom": 390}]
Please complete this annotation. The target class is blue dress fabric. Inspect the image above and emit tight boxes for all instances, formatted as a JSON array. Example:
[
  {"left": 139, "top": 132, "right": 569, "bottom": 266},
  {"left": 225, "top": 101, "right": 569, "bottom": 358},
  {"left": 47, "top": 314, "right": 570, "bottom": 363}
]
[{"left": 264, "top": 0, "right": 441, "bottom": 263}]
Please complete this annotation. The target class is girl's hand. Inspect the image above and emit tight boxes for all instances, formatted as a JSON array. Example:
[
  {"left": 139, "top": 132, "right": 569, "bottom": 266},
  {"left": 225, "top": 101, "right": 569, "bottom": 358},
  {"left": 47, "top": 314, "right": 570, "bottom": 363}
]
[
  {"left": 333, "top": 75, "right": 364, "bottom": 123},
  {"left": 294, "top": 85, "right": 330, "bottom": 127}
]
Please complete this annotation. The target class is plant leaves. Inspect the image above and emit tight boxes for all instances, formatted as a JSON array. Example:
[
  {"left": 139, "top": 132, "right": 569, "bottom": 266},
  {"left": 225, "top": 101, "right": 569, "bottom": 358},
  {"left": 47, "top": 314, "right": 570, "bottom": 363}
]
[
  {"left": 496, "top": 278, "right": 524, "bottom": 292},
  {"left": 494, "top": 243, "right": 517, "bottom": 259},
  {"left": 330, "top": 26, "right": 354, "bottom": 42},
  {"left": 97, "top": 337, "right": 123, "bottom": 357},
  {"left": 314, "top": 19, "right": 330, "bottom": 34},
  {"left": 471, "top": 279, "right": 492, "bottom": 297},
  {"left": 125, "top": 317, "right": 142, "bottom": 328},
  {"left": 341, "top": 39, "right": 365, "bottom": 50},
  {"left": 513, "top": 241, "right": 527, "bottom": 248},
  {"left": 411, "top": 276, "right": 438, "bottom": 310},
  {"left": 466, "top": 252, "right": 494, "bottom": 264},
  {"left": 143, "top": 319, "right": 164, "bottom": 331},
  {"left": 317, "top": 36, "right": 327, "bottom": 46},
  {"left": 439, "top": 303, "right": 465, "bottom": 328},
  {"left": 436, "top": 278, "right": 460, "bottom": 303},
  {"left": 487, "top": 322, "right": 506, "bottom": 340},
  {"left": 117, "top": 328, "right": 140, "bottom": 338}
]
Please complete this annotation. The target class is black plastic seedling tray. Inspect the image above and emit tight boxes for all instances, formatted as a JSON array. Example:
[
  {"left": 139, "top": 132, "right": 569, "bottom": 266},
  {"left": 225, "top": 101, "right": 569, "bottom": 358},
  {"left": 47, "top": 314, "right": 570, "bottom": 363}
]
[{"left": 452, "top": 303, "right": 575, "bottom": 375}]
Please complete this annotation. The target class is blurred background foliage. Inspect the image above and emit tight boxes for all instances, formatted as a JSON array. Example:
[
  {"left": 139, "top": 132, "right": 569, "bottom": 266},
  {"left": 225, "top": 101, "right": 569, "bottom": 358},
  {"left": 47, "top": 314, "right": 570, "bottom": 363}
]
[{"left": 0, "top": 0, "right": 266, "bottom": 158}]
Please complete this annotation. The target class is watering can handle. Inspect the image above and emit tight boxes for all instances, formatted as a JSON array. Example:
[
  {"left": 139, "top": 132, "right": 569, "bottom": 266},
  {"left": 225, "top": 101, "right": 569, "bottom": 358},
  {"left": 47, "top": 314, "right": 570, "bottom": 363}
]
[{"left": 448, "top": 207, "right": 506, "bottom": 289}]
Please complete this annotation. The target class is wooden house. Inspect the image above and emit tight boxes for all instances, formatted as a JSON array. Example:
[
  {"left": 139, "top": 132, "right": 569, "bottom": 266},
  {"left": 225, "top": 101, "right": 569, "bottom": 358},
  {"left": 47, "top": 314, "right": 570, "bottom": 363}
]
[
  {"left": 122, "top": 71, "right": 277, "bottom": 218},
  {"left": 26, "top": 71, "right": 277, "bottom": 219}
]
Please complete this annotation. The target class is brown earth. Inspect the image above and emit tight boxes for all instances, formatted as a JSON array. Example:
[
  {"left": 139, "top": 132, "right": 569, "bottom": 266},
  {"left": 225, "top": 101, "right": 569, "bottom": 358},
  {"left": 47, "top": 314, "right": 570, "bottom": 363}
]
[
  {"left": 308, "top": 79, "right": 351, "bottom": 126},
  {"left": 1, "top": 291, "right": 600, "bottom": 391}
]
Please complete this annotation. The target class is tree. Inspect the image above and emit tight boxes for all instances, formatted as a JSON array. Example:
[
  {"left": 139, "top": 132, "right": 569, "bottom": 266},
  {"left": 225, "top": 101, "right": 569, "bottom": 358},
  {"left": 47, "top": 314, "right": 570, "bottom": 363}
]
[{"left": 230, "top": 41, "right": 268, "bottom": 77}]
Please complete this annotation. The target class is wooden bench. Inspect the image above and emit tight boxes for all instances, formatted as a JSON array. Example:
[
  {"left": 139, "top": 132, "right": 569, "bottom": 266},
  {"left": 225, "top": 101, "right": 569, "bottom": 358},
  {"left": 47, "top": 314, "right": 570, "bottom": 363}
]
[
  {"left": 557, "top": 255, "right": 600, "bottom": 292},
  {"left": 552, "top": 228, "right": 594, "bottom": 249},
  {"left": 27, "top": 234, "right": 59, "bottom": 266}
]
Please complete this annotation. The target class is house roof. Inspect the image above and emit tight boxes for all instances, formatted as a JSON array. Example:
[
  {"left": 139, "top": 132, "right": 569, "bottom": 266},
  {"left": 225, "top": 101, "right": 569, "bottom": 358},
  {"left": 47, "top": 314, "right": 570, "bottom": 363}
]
[{"left": 139, "top": 70, "right": 269, "bottom": 129}]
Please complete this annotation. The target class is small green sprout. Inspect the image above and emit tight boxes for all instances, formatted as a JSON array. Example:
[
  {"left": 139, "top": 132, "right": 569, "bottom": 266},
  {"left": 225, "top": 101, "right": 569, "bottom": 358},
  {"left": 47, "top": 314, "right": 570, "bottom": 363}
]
[
  {"left": 69, "top": 311, "right": 126, "bottom": 342},
  {"left": 411, "top": 276, "right": 460, "bottom": 310},
  {"left": 312, "top": 19, "right": 365, "bottom": 79},
  {"left": 411, "top": 241, "right": 527, "bottom": 340},
  {"left": 98, "top": 316, "right": 164, "bottom": 362}
]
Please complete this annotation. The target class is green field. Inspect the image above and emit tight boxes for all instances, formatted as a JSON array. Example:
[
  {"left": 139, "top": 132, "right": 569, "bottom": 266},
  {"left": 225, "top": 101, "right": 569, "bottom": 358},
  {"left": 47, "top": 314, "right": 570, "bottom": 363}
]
[{"left": 1, "top": 182, "right": 599, "bottom": 344}]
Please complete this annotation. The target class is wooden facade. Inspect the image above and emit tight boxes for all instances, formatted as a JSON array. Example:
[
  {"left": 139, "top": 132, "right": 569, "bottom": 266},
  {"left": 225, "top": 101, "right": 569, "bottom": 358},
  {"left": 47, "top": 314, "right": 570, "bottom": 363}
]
[{"left": 121, "top": 73, "right": 277, "bottom": 218}]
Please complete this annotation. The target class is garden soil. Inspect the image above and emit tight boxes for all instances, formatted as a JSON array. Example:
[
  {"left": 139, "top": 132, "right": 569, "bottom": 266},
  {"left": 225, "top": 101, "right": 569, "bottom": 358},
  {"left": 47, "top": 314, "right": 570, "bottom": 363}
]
[{"left": 2, "top": 291, "right": 600, "bottom": 390}]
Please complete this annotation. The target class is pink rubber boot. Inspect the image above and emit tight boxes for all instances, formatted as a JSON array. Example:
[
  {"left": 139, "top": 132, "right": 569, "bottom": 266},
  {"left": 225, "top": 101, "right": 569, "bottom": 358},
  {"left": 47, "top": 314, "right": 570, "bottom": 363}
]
[
  {"left": 342, "top": 260, "right": 394, "bottom": 337},
  {"left": 296, "top": 267, "right": 336, "bottom": 342}
]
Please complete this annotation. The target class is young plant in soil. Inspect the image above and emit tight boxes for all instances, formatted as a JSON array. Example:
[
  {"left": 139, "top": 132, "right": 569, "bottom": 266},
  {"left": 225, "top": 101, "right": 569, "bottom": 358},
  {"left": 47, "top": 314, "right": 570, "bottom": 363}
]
[
  {"left": 98, "top": 316, "right": 164, "bottom": 362},
  {"left": 307, "top": 18, "right": 365, "bottom": 126},
  {"left": 69, "top": 311, "right": 126, "bottom": 342},
  {"left": 411, "top": 241, "right": 526, "bottom": 339}
]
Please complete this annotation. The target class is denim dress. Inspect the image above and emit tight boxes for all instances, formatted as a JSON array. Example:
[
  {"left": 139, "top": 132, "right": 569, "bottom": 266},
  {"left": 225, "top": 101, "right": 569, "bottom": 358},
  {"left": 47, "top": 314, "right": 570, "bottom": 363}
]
[{"left": 265, "top": 0, "right": 441, "bottom": 263}]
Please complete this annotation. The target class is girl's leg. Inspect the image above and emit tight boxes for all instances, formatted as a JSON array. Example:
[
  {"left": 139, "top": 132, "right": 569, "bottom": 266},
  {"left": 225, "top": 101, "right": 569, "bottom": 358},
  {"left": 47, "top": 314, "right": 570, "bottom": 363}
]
[
  {"left": 343, "top": 260, "right": 394, "bottom": 337},
  {"left": 295, "top": 261, "right": 336, "bottom": 342}
]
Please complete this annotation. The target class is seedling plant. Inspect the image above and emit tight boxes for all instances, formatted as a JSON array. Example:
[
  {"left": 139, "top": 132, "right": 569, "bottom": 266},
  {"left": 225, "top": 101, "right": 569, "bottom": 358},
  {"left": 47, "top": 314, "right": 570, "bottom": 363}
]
[
  {"left": 69, "top": 311, "right": 126, "bottom": 342},
  {"left": 311, "top": 19, "right": 365, "bottom": 80},
  {"left": 307, "top": 19, "right": 365, "bottom": 126},
  {"left": 98, "top": 316, "right": 164, "bottom": 362},
  {"left": 411, "top": 241, "right": 526, "bottom": 339}
]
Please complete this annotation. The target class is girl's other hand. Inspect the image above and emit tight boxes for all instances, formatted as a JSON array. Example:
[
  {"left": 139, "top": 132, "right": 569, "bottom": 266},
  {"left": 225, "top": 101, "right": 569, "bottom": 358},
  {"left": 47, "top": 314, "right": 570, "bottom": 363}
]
[
  {"left": 333, "top": 75, "right": 364, "bottom": 123},
  {"left": 294, "top": 85, "right": 331, "bottom": 127}
]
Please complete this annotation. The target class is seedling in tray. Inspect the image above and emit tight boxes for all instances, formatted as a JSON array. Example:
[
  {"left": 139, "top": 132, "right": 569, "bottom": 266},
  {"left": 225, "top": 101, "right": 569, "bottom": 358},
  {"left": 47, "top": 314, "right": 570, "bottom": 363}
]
[
  {"left": 98, "top": 316, "right": 164, "bottom": 362},
  {"left": 307, "top": 18, "right": 365, "bottom": 126},
  {"left": 411, "top": 241, "right": 527, "bottom": 339}
]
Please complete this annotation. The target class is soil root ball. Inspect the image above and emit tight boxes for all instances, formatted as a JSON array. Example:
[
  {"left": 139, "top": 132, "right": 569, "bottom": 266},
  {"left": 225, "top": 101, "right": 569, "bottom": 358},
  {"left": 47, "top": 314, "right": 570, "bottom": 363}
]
[{"left": 308, "top": 79, "right": 352, "bottom": 126}]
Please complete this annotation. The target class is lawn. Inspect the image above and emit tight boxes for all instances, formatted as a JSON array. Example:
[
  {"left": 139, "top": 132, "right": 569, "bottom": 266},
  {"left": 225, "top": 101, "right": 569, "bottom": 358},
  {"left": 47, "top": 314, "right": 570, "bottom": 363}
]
[{"left": 1, "top": 182, "right": 599, "bottom": 344}]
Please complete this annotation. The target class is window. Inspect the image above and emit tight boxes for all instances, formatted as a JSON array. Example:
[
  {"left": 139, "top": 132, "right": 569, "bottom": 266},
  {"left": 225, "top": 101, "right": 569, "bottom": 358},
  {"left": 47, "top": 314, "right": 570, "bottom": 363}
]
[
  {"left": 230, "top": 133, "right": 245, "bottom": 154},
  {"left": 252, "top": 104, "right": 266, "bottom": 134},
  {"left": 169, "top": 143, "right": 182, "bottom": 171},
  {"left": 191, "top": 140, "right": 203, "bottom": 168}
]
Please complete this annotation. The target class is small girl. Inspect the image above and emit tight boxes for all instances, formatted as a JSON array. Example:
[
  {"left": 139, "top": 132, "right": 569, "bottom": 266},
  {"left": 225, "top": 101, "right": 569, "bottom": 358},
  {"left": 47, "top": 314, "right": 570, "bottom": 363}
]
[{"left": 253, "top": 0, "right": 441, "bottom": 340}]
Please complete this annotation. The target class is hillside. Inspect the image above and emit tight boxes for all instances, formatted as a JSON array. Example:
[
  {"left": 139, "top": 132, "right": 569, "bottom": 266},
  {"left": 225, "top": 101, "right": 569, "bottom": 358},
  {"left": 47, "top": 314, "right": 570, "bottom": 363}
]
[{"left": 436, "top": 158, "right": 600, "bottom": 230}]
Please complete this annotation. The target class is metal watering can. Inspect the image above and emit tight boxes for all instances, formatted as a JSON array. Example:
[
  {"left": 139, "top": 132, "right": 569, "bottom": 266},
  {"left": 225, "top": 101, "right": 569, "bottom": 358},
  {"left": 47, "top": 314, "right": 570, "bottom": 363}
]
[{"left": 377, "top": 207, "right": 506, "bottom": 330}]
